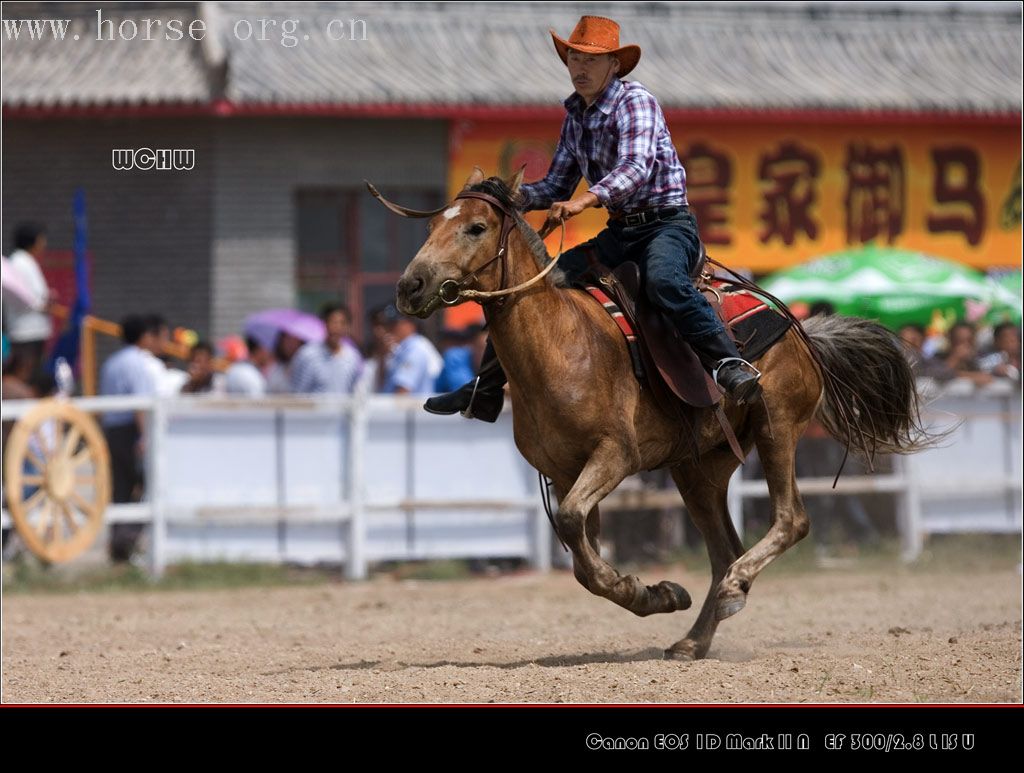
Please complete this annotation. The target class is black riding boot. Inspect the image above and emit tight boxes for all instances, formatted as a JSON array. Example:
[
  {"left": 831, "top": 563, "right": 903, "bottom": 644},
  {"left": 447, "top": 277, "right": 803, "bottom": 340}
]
[
  {"left": 690, "top": 330, "right": 763, "bottom": 405},
  {"left": 423, "top": 338, "right": 507, "bottom": 422}
]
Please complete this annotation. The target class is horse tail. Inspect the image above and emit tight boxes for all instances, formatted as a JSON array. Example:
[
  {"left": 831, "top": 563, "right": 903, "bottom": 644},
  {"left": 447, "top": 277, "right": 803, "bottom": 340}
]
[{"left": 800, "top": 314, "right": 948, "bottom": 467}]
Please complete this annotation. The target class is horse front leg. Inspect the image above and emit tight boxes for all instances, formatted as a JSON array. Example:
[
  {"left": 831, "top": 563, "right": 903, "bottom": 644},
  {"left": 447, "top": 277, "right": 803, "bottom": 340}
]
[
  {"left": 550, "top": 488, "right": 600, "bottom": 593},
  {"left": 664, "top": 443, "right": 750, "bottom": 661},
  {"left": 554, "top": 440, "right": 691, "bottom": 617}
]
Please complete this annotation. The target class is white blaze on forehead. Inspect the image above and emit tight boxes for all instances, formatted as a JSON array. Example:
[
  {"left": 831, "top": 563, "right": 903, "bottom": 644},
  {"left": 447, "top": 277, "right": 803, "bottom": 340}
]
[{"left": 442, "top": 204, "right": 462, "bottom": 220}]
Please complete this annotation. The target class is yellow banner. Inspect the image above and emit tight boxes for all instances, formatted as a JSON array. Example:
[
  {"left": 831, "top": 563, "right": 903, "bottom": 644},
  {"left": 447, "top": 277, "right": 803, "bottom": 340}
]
[{"left": 449, "top": 119, "right": 1022, "bottom": 272}]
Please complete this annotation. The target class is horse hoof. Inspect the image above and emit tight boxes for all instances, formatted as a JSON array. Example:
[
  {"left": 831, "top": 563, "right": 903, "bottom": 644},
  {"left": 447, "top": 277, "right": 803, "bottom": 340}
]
[
  {"left": 716, "top": 594, "right": 746, "bottom": 621},
  {"left": 664, "top": 648, "right": 696, "bottom": 662},
  {"left": 657, "top": 580, "right": 692, "bottom": 611}
]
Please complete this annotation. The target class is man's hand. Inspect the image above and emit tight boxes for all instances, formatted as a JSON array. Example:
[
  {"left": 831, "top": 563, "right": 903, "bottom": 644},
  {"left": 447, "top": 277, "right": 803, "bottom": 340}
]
[{"left": 539, "top": 192, "right": 599, "bottom": 238}]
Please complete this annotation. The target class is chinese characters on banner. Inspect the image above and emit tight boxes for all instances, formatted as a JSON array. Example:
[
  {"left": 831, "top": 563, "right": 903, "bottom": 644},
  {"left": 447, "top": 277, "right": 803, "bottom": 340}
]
[
  {"left": 754, "top": 141, "right": 822, "bottom": 246},
  {"left": 449, "top": 120, "right": 1021, "bottom": 271}
]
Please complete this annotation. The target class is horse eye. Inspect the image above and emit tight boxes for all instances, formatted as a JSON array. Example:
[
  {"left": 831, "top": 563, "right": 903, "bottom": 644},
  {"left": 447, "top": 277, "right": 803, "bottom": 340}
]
[{"left": 466, "top": 223, "right": 486, "bottom": 236}]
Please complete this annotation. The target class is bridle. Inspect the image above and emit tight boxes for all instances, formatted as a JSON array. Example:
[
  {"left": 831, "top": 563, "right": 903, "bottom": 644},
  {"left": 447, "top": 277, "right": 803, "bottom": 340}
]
[{"left": 365, "top": 181, "right": 565, "bottom": 316}]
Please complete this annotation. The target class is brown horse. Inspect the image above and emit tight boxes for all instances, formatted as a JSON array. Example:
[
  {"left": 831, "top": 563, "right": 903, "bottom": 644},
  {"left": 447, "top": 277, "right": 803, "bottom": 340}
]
[{"left": 377, "top": 167, "right": 934, "bottom": 661}]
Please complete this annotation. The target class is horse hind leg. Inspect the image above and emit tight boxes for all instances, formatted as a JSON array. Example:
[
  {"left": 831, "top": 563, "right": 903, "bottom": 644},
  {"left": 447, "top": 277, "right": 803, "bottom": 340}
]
[
  {"left": 664, "top": 442, "right": 749, "bottom": 661},
  {"left": 554, "top": 441, "right": 692, "bottom": 617},
  {"left": 714, "top": 395, "right": 812, "bottom": 622}
]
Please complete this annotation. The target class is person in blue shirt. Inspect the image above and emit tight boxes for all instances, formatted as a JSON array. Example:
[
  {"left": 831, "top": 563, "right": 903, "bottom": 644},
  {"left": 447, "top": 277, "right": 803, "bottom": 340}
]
[
  {"left": 381, "top": 305, "right": 443, "bottom": 395},
  {"left": 290, "top": 303, "right": 364, "bottom": 394},
  {"left": 99, "top": 314, "right": 158, "bottom": 562},
  {"left": 434, "top": 326, "right": 477, "bottom": 393}
]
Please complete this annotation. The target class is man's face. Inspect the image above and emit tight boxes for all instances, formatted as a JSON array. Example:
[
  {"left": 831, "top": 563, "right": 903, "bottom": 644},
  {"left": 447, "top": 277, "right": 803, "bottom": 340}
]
[
  {"left": 370, "top": 320, "right": 389, "bottom": 346},
  {"left": 189, "top": 349, "right": 213, "bottom": 381},
  {"left": 899, "top": 326, "right": 923, "bottom": 352},
  {"left": 145, "top": 325, "right": 169, "bottom": 355},
  {"left": 995, "top": 326, "right": 1021, "bottom": 355},
  {"left": 324, "top": 310, "right": 350, "bottom": 347},
  {"left": 32, "top": 234, "right": 48, "bottom": 256},
  {"left": 567, "top": 50, "right": 618, "bottom": 104},
  {"left": 276, "top": 332, "right": 303, "bottom": 361},
  {"left": 949, "top": 325, "right": 975, "bottom": 350},
  {"left": 390, "top": 319, "right": 415, "bottom": 341},
  {"left": 250, "top": 345, "right": 273, "bottom": 369}
]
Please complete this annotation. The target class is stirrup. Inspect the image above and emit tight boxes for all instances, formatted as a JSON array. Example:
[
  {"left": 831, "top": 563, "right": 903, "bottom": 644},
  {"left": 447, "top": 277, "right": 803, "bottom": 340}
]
[
  {"left": 460, "top": 376, "right": 482, "bottom": 419},
  {"left": 712, "top": 357, "right": 761, "bottom": 386}
]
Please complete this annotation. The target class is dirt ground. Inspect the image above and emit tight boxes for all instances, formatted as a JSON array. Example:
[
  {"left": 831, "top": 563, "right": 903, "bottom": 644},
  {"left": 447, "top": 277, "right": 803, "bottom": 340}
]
[{"left": 2, "top": 562, "right": 1021, "bottom": 703}]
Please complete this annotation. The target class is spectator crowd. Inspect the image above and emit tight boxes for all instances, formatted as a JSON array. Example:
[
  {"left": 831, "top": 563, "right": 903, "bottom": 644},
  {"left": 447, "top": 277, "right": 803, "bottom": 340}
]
[
  {"left": 141, "top": 301, "right": 477, "bottom": 401},
  {"left": 897, "top": 319, "right": 1021, "bottom": 386}
]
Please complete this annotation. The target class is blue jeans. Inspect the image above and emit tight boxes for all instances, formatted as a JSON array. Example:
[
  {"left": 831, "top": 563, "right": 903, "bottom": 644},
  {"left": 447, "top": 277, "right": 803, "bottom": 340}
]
[{"left": 555, "top": 210, "right": 725, "bottom": 341}]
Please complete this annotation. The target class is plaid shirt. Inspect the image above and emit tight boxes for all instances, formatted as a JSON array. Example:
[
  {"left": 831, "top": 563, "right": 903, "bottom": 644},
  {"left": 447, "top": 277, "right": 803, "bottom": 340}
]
[{"left": 518, "top": 78, "right": 688, "bottom": 216}]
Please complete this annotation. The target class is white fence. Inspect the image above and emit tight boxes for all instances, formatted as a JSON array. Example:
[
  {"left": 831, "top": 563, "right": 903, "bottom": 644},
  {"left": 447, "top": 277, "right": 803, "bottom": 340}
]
[
  {"left": 2, "top": 379, "right": 1020, "bottom": 575},
  {"left": 732, "top": 379, "right": 1022, "bottom": 560}
]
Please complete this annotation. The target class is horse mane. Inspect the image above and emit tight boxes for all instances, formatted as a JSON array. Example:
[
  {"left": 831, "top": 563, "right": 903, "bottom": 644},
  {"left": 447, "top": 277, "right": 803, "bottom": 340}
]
[{"left": 468, "top": 178, "right": 569, "bottom": 289}]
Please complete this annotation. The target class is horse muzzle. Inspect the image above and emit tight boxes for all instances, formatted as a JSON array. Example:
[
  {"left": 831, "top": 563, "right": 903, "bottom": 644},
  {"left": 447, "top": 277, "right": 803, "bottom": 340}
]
[
  {"left": 396, "top": 270, "right": 428, "bottom": 315},
  {"left": 397, "top": 265, "right": 466, "bottom": 317}
]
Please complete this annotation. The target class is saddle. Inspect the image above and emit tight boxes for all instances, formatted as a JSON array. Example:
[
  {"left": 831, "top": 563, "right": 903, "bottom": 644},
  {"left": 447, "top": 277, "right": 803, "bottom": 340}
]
[
  {"left": 588, "top": 262, "right": 720, "bottom": 408},
  {"left": 579, "top": 246, "right": 791, "bottom": 463}
]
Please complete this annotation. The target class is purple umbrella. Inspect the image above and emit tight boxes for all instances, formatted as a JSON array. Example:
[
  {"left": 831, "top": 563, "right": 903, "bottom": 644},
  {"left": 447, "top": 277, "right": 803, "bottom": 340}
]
[{"left": 244, "top": 309, "right": 325, "bottom": 352}]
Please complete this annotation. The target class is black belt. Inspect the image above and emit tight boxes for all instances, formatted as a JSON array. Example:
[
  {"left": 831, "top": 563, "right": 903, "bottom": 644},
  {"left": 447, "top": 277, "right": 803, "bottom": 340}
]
[{"left": 609, "top": 205, "right": 688, "bottom": 227}]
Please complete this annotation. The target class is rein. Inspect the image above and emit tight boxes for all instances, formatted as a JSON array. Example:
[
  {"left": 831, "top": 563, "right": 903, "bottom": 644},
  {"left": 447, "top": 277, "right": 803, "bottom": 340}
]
[{"left": 365, "top": 181, "right": 566, "bottom": 313}]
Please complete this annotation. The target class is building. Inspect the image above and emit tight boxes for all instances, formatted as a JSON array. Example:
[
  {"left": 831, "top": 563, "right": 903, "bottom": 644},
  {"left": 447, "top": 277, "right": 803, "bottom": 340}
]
[{"left": 3, "top": 1, "right": 1021, "bottom": 344}]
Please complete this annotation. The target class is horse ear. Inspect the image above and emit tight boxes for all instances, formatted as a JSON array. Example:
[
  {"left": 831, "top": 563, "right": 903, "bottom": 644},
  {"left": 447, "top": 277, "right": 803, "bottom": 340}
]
[
  {"left": 505, "top": 164, "right": 527, "bottom": 195},
  {"left": 463, "top": 166, "right": 486, "bottom": 189}
]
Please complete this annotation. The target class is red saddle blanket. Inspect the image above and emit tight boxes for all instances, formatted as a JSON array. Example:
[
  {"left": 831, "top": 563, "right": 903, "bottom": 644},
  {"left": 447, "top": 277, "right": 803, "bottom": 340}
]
[
  {"left": 720, "top": 282, "right": 768, "bottom": 325},
  {"left": 708, "top": 280, "right": 793, "bottom": 362},
  {"left": 581, "top": 263, "right": 792, "bottom": 409}
]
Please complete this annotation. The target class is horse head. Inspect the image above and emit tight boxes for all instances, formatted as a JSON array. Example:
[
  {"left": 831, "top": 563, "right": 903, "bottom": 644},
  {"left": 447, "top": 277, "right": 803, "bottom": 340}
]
[{"left": 366, "top": 166, "right": 528, "bottom": 318}]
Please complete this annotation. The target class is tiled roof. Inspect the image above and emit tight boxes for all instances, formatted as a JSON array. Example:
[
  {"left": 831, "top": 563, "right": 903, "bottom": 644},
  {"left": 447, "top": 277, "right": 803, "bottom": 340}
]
[
  {"left": 1, "top": 2, "right": 215, "bottom": 107},
  {"left": 3, "top": 1, "right": 1021, "bottom": 114}
]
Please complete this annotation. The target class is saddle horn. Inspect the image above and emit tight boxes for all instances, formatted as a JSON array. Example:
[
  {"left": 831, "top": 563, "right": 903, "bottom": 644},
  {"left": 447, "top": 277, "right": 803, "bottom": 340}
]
[{"left": 364, "top": 180, "right": 449, "bottom": 218}]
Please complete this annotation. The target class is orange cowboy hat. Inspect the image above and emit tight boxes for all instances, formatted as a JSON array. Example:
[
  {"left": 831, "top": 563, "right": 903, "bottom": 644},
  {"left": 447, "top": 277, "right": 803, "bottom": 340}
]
[{"left": 549, "top": 16, "right": 641, "bottom": 77}]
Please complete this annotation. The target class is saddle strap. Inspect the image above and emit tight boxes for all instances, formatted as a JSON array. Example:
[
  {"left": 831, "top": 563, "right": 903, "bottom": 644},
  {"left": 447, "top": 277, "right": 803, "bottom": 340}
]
[
  {"left": 714, "top": 404, "right": 746, "bottom": 464},
  {"left": 699, "top": 284, "right": 734, "bottom": 343}
]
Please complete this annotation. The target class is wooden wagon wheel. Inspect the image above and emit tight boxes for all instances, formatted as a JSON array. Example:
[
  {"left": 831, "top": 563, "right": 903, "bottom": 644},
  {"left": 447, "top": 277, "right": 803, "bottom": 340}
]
[{"left": 4, "top": 399, "right": 111, "bottom": 563}]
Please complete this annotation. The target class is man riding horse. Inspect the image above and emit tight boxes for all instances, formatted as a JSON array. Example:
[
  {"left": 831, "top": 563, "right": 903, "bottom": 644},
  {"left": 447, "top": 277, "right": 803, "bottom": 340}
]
[
  {"left": 377, "top": 16, "right": 936, "bottom": 657},
  {"left": 425, "top": 15, "right": 762, "bottom": 422}
]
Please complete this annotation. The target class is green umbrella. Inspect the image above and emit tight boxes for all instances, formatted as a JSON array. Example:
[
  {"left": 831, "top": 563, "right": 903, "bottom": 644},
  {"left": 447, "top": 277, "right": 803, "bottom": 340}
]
[
  {"left": 985, "top": 271, "right": 1022, "bottom": 325},
  {"left": 760, "top": 245, "right": 1019, "bottom": 329}
]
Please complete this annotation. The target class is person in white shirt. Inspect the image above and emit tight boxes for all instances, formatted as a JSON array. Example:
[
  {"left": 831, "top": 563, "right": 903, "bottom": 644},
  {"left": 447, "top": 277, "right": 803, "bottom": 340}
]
[
  {"left": 136, "top": 314, "right": 185, "bottom": 396},
  {"left": 180, "top": 341, "right": 227, "bottom": 395},
  {"left": 225, "top": 335, "right": 272, "bottom": 397},
  {"left": 355, "top": 304, "right": 396, "bottom": 395},
  {"left": 290, "top": 303, "right": 364, "bottom": 394},
  {"left": 4, "top": 223, "right": 54, "bottom": 378},
  {"left": 265, "top": 331, "right": 304, "bottom": 394}
]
